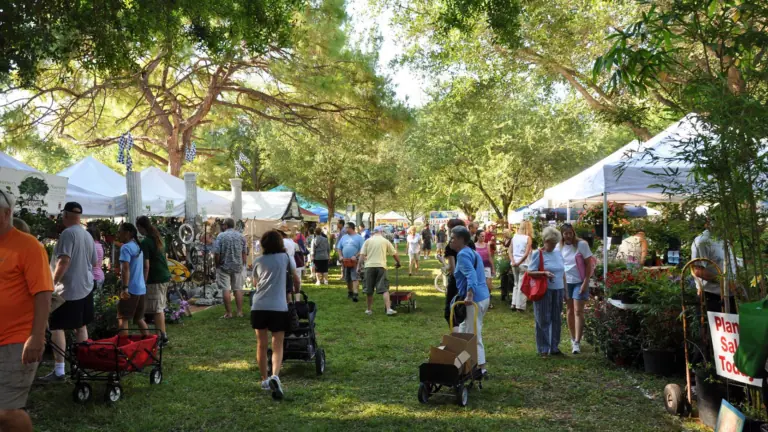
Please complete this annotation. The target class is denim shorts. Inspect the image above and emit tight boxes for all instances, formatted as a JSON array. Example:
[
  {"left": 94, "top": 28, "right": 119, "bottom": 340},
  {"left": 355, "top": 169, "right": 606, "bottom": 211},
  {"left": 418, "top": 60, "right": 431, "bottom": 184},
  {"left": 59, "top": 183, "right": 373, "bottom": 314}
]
[{"left": 566, "top": 282, "right": 589, "bottom": 301}]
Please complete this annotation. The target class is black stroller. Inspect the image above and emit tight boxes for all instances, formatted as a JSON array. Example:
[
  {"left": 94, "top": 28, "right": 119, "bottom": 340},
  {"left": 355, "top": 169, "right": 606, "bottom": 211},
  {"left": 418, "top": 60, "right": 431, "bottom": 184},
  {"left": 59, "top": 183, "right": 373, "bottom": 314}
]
[{"left": 268, "top": 291, "right": 326, "bottom": 375}]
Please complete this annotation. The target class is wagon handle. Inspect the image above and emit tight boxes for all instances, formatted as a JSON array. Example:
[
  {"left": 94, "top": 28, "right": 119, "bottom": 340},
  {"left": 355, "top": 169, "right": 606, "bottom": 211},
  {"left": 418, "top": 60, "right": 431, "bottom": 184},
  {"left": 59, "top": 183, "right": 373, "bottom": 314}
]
[{"left": 449, "top": 300, "right": 478, "bottom": 335}]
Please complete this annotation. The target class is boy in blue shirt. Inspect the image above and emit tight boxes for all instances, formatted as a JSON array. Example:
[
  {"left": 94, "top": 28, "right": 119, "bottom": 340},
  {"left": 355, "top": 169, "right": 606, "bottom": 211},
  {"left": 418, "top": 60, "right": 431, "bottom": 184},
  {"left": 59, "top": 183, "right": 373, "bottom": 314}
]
[
  {"left": 117, "top": 223, "right": 149, "bottom": 335},
  {"left": 337, "top": 222, "right": 364, "bottom": 301}
]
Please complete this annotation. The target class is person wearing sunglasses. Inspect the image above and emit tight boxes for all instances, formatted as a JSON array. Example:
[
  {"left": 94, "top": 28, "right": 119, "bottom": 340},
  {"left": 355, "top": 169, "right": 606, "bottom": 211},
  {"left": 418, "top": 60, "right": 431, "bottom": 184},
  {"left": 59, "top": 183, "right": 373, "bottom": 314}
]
[{"left": 0, "top": 189, "right": 53, "bottom": 432}]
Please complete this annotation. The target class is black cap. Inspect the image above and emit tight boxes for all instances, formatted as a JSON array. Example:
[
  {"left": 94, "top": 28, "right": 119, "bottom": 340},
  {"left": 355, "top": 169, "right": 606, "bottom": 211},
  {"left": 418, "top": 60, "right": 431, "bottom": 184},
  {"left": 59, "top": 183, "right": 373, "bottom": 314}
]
[{"left": 63, "top": 202, "right": 83, "bottom": 214}]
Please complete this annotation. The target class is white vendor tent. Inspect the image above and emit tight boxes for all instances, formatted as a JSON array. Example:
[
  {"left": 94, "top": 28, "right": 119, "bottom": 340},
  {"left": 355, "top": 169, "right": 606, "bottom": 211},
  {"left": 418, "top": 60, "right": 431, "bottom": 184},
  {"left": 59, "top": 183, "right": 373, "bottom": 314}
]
[
  {"left": 140, "top": 167, "right": 232, "bottom": 218},
  {"left": 58, "top": 156, "right": 128, "bottom": 216},
  {"left": 211, "top": 191, "right": 301, "bottom": 221},
  {"left": 0, "top": 150, "right": 118, "bottom": 216},
  {"left": 377, "top": 211, "right": 407, "bottom": 223}
]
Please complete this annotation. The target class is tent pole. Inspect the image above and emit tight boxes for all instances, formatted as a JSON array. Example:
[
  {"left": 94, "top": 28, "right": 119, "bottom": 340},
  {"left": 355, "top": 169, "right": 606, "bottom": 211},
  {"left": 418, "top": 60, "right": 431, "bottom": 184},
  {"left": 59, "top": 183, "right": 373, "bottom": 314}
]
[
  {"left": 603, "top": 193, "right": 608, "bottom": 284},
  {"left": 566, "top": 200, "right": 571, "bottom": 222}
]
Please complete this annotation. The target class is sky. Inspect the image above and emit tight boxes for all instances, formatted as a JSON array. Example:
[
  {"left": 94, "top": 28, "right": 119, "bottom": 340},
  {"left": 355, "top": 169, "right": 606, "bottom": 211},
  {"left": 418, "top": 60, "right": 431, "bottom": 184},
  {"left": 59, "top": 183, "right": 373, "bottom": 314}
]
[{"left": 345, "top": 0, "right": 430, "bottom": 107}]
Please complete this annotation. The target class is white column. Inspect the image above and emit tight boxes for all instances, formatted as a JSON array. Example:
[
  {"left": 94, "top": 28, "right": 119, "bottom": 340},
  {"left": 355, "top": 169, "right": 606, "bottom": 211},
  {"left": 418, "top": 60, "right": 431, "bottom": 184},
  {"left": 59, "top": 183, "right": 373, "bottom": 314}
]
[
  {"left": 126, "top": 171, "right": 142, "bottom": 224},
  {"left": 566, "top": 200, "right": 571, "bottom": 222},
  {"left": 603, "top": 193, "right": 609, "bottom": 284},
  {"left": 230, "top": 178, "right": 243, "bottom": 221},
  {"left": 184, "top": 172, "right": 198, "bottom": 221}
]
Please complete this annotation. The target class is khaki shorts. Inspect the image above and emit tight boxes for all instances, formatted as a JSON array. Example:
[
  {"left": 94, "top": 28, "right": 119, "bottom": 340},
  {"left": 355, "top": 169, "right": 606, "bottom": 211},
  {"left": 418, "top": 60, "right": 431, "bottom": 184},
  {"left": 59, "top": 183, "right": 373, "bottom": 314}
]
[
  {"left": 364, "top": 267, "right": 389, "bottom": 295},
  {"left": 146, "top": 282, "right": 169, "bottom": 313},
  {"left": 0, "top": 343, "right": 38, "bottom": 410},
  {"left": 217, "top": 268, "right": 244, "bottom": 292},
  {"left": 117, "top": 294, "right": 146, "bottom": 321}
]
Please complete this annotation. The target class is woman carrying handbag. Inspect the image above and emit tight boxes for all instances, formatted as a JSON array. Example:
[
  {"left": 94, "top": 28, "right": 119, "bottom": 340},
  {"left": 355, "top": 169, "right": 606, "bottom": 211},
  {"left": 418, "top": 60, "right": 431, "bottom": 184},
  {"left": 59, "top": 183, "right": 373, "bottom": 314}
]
[{"left": 525, "top": 227, "right": 566, "bottom": 357}]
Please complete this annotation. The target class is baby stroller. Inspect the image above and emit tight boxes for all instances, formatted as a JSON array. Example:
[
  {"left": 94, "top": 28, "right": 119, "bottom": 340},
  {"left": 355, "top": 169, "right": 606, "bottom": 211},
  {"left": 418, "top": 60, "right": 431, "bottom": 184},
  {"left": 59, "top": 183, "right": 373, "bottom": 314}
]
[{"left": 268, "top": 291, "right": 326, "bottom": 376}]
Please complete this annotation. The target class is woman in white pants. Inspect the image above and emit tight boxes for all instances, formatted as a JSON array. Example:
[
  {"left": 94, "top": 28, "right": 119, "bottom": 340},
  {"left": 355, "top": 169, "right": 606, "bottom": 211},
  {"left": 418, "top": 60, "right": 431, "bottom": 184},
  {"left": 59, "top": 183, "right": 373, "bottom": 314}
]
[{"left": 509, "top": 221, "right": 533, "bottom": 311}]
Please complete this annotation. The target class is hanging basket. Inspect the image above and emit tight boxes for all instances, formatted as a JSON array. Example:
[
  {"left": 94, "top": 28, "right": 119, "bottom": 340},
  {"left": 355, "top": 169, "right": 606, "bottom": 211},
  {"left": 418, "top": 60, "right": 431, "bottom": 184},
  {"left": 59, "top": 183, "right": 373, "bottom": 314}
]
[{"left": 594, "top": 223, "right": 613, "bottom": 237}]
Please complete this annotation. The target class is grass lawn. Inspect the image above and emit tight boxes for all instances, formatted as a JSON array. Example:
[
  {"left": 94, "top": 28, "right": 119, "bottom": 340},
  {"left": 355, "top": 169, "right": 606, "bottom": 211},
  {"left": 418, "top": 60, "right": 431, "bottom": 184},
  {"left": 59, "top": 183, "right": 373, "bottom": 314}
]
[{"left": 28, "top": 243, "right": 707, "bottom": 431}]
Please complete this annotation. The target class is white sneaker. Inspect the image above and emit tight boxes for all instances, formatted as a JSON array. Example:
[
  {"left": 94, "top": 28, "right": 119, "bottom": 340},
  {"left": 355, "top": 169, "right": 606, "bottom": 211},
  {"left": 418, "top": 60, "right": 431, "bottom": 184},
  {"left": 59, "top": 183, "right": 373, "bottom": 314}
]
[
  {"left": 315, "top": 281, "right": 321, "bottom": 286},
  {"left": 269, "top": 375, "right": 284, "bottom": 400},
  {"left": 324, "top": 280, "right": 328, "bottom": 285},
  {"left": 572, "top": 341, "right": 581, "bottom": 354},
  {"left": 365, "top": 310, "right": 373, "bottom": 316},
  {"left": 386, "top": 309, "right": 398, "bottom": 316},
  {"left": 261, "top": 379, "right": 270, "bottom": 391}
]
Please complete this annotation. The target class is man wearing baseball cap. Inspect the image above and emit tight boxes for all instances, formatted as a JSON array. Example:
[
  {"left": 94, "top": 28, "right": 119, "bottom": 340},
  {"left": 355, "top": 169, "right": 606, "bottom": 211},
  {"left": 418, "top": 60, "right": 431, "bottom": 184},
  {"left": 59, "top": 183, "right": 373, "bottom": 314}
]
[
  {"left": 39, "top": 202, "right": 98, "bottom": 382},
  {"left": 0, "top": 189, "right": 53, "bottom": 432}
]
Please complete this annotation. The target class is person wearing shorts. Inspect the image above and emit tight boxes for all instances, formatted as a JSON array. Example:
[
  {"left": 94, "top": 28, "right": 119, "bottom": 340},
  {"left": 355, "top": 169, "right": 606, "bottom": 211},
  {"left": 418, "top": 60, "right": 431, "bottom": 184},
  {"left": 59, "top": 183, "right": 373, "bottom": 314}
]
[
  {"left": 421, "top": 223, "right": 433, "bottom": 259},
  {"left": 116, "top": 223, "right": 149, "bottom": 336},
  {"left": 435, "top": 226, "right": 447, "bottom": 257},
  {"left": 251, "top": 230, "right": 301, "bottom": 400},
  {"left": 359, "top": 227, "right": 402, "bottom": 316},
  {"left": 556, "top": 224, "right": 593, "bottom": 354},
  {"left": 137, "top": 216, "right": 172, "bottom": 346},
  {"left": 43, "top": 201, "right": 97, "bottom": 383},
  {"left": 0, "top": 189, "right": 53, "bottom": 432},
  {"left": 213, "top": 218, "right": 247, "bottom": 318}
]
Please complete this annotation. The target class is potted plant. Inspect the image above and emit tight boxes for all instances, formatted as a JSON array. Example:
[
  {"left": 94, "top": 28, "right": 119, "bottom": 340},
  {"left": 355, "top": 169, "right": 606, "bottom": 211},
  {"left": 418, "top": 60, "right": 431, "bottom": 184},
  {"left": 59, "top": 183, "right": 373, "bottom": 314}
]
[{"left": 584, "top": 299, "right": 644, "bottom": 368}]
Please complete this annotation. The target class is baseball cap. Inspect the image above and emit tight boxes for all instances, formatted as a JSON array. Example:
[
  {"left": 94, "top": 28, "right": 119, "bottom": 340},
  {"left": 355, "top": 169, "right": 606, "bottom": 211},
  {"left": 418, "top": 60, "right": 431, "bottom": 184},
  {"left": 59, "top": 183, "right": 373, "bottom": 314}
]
[
  {"left": 0, "top": 189, "right": 15, "bottom": 209},
  {"left": 63, "top": 202, "right": 83, "bottom": 214},
  {"left": 373, "top": 226, "right": 383, "bottom": 233}
]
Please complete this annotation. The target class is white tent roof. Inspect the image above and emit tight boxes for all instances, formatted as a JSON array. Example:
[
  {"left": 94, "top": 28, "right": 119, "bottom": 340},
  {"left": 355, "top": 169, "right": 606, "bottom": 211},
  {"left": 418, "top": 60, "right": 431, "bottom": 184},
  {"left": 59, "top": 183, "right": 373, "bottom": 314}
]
[
  {"left": 211, "top": 191, "right": 300, "bottom": 220},
  {"left": 377, "top": 211, "right": 407, "bottom": 221},
  {"left": 140, "top": 167, "right": 232, "bottom": 217},
  {"left": 0, "top": 151, "right": 120, "bottom": 217},
  {"left": 544, "top": 115, "right": 699, "bottom": 205},
  {"left": 58, "top": 156, "right": 127, "bottom": 197},
  {"left": 58, "top": 156, "right": 128, "bottom": 216}
]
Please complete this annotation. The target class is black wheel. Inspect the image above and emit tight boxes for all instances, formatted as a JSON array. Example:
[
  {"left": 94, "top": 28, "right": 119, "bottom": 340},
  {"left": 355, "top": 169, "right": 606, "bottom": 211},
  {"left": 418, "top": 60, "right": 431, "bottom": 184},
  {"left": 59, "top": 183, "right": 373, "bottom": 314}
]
[
  {"left": 663, "top": 384, "right": 685, "bottom": 416},
  {"left": 150, "top": 367, "right": 163, "bottom": 385},
  {"left": 72, "top": 382, "right": 92, "bottom": 404},
  {"left": 105, "top": 384, "right": 122, "bottom": 404},
  {"left": 411, "top": 299, "right": 416, "bottom": 311},
  {"left": 267, "top": 348, "right": 273, "bottom": 376},
  {"left": 315, "top": 348, "right": 326, "bottom": 375},
  {"left": 418, "top": 382, "right": 430, "bottom": 404},
  {"left": 456, "top": 384, "right": 469, "bottom": 407}
]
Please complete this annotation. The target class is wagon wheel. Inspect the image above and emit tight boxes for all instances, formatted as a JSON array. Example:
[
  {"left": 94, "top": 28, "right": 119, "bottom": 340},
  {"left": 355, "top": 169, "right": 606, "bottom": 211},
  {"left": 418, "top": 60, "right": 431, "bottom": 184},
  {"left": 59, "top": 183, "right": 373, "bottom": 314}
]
[
  {"left": 315, "top": 348, "right": 326, "bottom": 375},
  {"left": 418, "top": 382, "right": 430, "bottom": 404},
  {"left": 456, "top": 383, "right": 468, "bottom": 407},
  {"left": 179, "top": 223, "right": 195, "bottom": 245},
  {"left": 72, "top": 382, "right": 92, "bottom": 404},
  {"left": 150, "top": 367, "right": 163, "bottom": 385},
  {"left": 104, "top": 384, "right": 123, "bottom": 404}
]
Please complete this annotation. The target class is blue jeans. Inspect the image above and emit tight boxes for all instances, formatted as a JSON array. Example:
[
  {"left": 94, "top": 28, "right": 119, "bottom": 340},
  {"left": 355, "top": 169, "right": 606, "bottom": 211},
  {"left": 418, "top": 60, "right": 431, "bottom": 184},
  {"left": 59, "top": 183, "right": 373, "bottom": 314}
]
[
  {"left": 566, "top": 282, "right": 589, "bottom": 301},
  {"left": 534, "top": 289, "right": 564, "bottom": 354}
]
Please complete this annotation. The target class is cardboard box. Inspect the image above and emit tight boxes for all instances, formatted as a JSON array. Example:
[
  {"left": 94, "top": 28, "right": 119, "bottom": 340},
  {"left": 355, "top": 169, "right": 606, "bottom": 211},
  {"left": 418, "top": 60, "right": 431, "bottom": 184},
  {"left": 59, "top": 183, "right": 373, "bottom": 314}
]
[
  {"left": 429, "top": 346, "right": 471, "bottom": 371},
  {"left": 442, "top": 332, "right": 478, "bottom": 369}
]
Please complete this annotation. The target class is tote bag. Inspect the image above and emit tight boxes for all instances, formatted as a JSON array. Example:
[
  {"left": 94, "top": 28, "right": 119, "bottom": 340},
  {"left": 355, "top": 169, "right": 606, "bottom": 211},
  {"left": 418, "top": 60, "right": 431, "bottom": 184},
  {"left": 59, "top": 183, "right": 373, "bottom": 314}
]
[
  {"left": 734, "top": 298, "right": 768, "bottom": 378},
  {"left": 521, "top": 249, "right": 548, "bottom": 302}
]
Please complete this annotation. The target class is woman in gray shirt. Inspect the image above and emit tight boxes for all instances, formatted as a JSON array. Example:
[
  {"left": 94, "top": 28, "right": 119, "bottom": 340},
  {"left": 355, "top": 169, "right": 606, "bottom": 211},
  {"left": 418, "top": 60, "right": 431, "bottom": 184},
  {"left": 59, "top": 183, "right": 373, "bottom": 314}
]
[
  {"left": 311, "top": 227, "right": 330, "bottom": 285},
  {"left": 251, "top": 230, "right": 300, "bottom": 400}
]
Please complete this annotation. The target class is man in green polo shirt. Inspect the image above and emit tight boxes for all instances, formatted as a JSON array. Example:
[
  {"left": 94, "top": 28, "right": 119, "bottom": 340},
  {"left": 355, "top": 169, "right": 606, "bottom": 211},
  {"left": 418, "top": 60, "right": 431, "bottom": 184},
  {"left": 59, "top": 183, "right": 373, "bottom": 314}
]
[{"left": 359, "top": 227, "right": 402, "bottom": 316}]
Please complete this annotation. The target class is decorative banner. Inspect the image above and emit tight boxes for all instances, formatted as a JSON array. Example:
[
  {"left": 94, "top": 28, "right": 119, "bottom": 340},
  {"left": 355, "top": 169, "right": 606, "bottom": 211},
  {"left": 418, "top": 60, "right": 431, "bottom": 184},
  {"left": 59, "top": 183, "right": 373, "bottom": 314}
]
[
  {"left": 117, "top": 133, "right": 134, "bottom": 171},
  {"left": 429, "top": 210, "right": 459, "bottom": 227},
  {"left": 185, "top": 142, "right": 197, "bottom": 162},
  {"left": 0, "top": 167, "right": 68, "bottom": 215},
  {"left": 708, "top": 312, "right": 764, "bottom": 387}
]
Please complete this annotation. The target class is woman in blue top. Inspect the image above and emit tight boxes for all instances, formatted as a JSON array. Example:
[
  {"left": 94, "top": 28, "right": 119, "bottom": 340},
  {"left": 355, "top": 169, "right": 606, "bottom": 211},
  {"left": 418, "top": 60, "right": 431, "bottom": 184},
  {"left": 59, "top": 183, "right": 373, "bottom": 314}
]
[
  {"left": 526, "top": 226, "right": 566, "bottom": 357},
  {"left": 116, "top": 223, "right": 148, "bottom": 336},
  {"left": 450, "top": 226, "right": 490, "bottom": 377}
]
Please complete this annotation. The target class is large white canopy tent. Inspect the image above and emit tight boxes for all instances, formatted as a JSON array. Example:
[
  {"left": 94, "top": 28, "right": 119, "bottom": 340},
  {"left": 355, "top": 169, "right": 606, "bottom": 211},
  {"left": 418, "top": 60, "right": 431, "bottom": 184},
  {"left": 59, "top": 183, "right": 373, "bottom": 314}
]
[
  {"left": 541, "top": 115, "right": 701, "bottom": 278},
  {"left": 0, "top": 150, "right": 119, "bottom": 216},
  {"left": 58, "top": 156, "right": 128, "bottom": 216},
  {"left": 211, "top": 191, "right": 301, "bottom": 221},
  {"left": 141, "top": 167, "right": 232, "bottom": 218}
]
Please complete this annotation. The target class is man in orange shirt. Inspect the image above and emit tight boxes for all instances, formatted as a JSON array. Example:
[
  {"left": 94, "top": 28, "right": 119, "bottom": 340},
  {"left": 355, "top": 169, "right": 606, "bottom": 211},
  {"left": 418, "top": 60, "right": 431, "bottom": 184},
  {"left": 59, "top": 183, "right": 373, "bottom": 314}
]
[{"left": 0, "top": 189, "right": 53, "bottom": 432}]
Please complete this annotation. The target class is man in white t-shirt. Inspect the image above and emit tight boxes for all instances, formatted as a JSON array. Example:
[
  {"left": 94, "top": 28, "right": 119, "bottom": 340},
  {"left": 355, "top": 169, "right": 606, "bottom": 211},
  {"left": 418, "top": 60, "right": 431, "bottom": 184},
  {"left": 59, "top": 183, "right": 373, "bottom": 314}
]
[
  {"left": 691, "top": 228, "right": 737, "bottom": 313},
  {"left": 556, "top": 224, "right": 594, "bottom": 354}
]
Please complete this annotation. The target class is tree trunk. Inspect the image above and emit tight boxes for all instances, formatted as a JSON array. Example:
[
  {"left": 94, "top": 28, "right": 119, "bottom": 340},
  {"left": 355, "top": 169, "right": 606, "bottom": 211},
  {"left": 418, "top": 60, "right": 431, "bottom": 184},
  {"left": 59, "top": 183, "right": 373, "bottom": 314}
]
[{"left": 168, "top": 149, "right": 183, "bottom": 177}]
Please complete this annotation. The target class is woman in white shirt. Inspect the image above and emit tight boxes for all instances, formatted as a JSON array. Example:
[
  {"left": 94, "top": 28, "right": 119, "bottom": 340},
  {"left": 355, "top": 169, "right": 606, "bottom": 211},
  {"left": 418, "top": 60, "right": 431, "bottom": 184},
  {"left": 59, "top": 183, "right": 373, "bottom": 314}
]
[
  {"left": 509, "top": 221, "right": 533, "bottom": 311},
  {"left": 556, "top": 223, "right": 593, "bottom": 354},
  {"left": 406, "top": 226, "right": 421, "bottom": 276}
]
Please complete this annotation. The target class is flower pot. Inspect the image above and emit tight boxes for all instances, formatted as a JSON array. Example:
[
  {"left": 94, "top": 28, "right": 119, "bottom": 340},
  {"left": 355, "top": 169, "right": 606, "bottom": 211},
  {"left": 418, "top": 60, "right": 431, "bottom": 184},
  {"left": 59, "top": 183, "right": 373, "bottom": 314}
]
[
  {"left": 694, "top": 369, "right": 746, "bottom": 428},
  {"left": 642, "top": 349, "right": 680, "bottom": 376},
  {"left": 745, "top": 419, "right": 768, "bottom": 432},
  {"left": 610, "top": 235, "right": 623, "bottom": 245}
]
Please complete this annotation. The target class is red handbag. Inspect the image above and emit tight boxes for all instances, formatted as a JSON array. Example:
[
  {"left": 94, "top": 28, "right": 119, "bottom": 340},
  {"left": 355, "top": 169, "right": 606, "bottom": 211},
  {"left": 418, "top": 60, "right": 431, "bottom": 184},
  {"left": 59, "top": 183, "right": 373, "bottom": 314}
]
[{"left": 521, "top": 249, "right": 549, "bottom": 302}]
